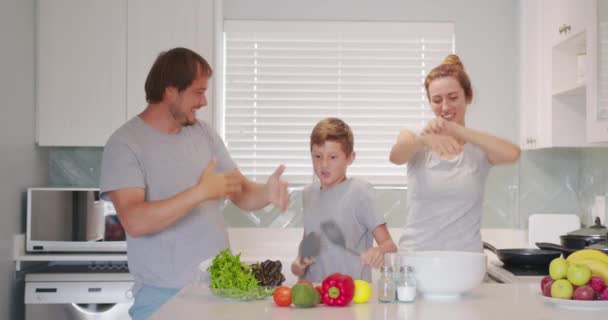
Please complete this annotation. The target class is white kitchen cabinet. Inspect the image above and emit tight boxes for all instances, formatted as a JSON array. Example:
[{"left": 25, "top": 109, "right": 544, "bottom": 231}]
[
  {"left": 588, "top": 0, "right": 608, "bottom": 142},
  {"left": 36, "top": 0, "right": 216, "bottom": 146},
  {"left": 543, "top": 0, "right": 594, "bottom": 147},
  {"left": 36, "top": 0, "right": 127, "bottom": 146},
  {"left": 519, "top": 0, "right": 546, "bottom": 149},
  {"left": 544, "top": 0, "right": 590, "bottom": 47},
  {"left": 520, "top": 0, "right": 607, "bottom": 148},
  {"left": 126, "top": 0, "right": 215, "bottom": 123}
]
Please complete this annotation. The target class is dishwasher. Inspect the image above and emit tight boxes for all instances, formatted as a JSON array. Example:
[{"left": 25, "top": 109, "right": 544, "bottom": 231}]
[{"left": 24, "top": 264, "right": 134, "bottom": 320}]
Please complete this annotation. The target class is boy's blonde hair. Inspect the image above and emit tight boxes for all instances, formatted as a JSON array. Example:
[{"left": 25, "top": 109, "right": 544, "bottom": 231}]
[{"left": 310, "top": 117, "right": 354, "bottom": 156}]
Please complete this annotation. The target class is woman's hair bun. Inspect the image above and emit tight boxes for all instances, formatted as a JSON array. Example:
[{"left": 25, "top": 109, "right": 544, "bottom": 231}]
[{"left": 442, "top": 54, "right": 464, "bottom": 69}]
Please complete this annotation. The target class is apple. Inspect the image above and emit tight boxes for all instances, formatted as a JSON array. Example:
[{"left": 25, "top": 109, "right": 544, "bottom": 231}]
[
  {"left": 589, "top": 276, "right": 606, "bottom": 294},
  {"left": 549, "top": 258, "right": 569, "bottom": 280},
  {"left": 551, "top": 279, "right": 574, "bottom": 299},
  {"left": 540, "top": 276, "right": 552, "bottom": 291},
  {"left": 573, "top": 285, "right": 595, "bottom": 300},
  {"left": 542, "top": 280, "right": 554, "bottom": 297},
  {"left": 602, "top": 287, "right": 608, "bottom": 301},
  {"left": 567, "top": 264, "right": 592, "bottom": 286}
]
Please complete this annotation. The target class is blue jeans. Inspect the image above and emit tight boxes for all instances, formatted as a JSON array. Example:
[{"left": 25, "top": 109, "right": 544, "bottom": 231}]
[{"left": 129, "top": 285, "right": 179, "bottom": 320}]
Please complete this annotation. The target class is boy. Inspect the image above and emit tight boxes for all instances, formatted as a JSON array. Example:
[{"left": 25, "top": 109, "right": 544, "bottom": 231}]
[{"left": 291, "top": 117, "right": 397, "bottom": 282}]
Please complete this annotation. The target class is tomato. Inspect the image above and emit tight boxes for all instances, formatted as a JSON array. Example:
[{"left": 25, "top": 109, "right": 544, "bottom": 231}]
[
  {"left": 297, "top": 279, "right": 313, "bottom": 287},
  {"left": 273, "top": 286, "right": 292, "bottom": 307}
]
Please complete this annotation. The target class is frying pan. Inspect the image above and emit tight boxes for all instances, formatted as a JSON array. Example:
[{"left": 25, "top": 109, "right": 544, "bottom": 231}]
[
  {"left": 483, "top": 241, "right": 561, "bottom": 267},
  {"left": 535, "top": 242, "right": 608, "bottom": 257}
]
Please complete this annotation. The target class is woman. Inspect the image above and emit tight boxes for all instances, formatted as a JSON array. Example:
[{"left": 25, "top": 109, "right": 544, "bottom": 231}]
[{"left": 389, "top": 54, "right": 520, "bottom": 252}]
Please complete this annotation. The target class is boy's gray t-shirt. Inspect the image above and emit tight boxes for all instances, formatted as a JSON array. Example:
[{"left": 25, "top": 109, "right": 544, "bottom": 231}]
[
  {"left": 399, "top": 143, "right": 491, "bottom": 253},
  {"left": 302, "top": 178, "right": 385, "bottom": 283},
  {"left": 100, "top": 116, "right": 236, "bottom": 292}
]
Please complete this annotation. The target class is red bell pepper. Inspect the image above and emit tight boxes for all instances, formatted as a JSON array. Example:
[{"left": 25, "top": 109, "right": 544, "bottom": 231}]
[{"left": 321, "top": 273, "right": 355, "bottom": 306}]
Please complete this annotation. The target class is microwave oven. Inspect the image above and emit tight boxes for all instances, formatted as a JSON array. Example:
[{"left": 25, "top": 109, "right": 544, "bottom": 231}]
[{"left": 26, "top": 187, "right": 127, "bottom": 253}]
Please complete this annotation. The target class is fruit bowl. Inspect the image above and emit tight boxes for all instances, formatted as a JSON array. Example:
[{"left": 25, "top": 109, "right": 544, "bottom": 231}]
[
  {"left": 209, "top": 286, "right": 275, "bottom": 301},
  {"left": 400, "top": 251, "right": 487, "bottom": 300},
  {"left": 541, "top": 295, "right": 608, "bottom": 310}
]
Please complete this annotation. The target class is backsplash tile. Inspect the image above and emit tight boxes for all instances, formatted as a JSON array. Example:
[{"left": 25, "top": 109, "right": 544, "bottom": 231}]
[
  {"left": 49, "top": 147, "right": 102, "bottom": 187},
  {"left": 48, "top": 146, "right": 608, "bottom": 229},
  {"left": 519, "top": 148, "right": 608, "bottom": 228},
  {"left": 579, "top": 148, "right": 608, "bottom": 225},
  {"left": 518, "top": 148, "right": 583, "bottom": 228}
]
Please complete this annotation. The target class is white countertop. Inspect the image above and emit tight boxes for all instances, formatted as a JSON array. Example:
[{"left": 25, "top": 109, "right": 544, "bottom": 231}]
[{"left": 151, "top": 283, "right": 608, "bottom": 320}]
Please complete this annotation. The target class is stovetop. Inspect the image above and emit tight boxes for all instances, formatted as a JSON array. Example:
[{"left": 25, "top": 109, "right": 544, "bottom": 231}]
[
  {"left": 487, "top": 260, "right": 548, "bottom": 284},
  {"left": 501, "top": 264, "right": 549, "bottom": 276}
]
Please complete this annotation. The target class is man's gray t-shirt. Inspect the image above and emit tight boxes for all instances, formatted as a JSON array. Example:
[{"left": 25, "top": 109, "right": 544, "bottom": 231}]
[
  {"left": 302, "top": 178, "right": 384, "bottom": 283},
  {"left": 100, "top": 117, "right": 236, "bottom": 292},
  {"left": 399, "top": 143, "right": 491, "bottom": 253}
]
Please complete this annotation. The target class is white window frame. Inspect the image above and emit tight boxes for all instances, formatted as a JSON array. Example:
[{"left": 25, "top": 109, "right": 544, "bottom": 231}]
[{"left": 215, "top": 19, "right": 455, "bottom": 186}]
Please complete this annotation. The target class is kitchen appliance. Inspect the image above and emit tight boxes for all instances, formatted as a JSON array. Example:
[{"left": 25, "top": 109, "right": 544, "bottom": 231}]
[
  {"left": 26, "top": 188, "right": 126, "bottom": 252},
  {"left": 25, "top": 263, "right": 133, "bottom": 320},
  {"left": 559, "top": 217, "right": 607, "bottom": 248},
  {"left": 536, "top": 241, "right": 608, "bottom": 255}
]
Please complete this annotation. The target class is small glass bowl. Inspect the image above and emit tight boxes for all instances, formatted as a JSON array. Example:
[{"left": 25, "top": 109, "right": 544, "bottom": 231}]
[{"left": 209, "top": 286, "right": 275, "bottom": 301}]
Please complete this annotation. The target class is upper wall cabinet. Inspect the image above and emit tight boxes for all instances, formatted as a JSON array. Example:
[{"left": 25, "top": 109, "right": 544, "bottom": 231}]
[
  {"left": 519, "top": 0, "right": 545, "bottom": 149},
  {"left": 520, "top": 0, "right": 608, "bottom": 149},
  {"left": 126, "top": 0, "right": 215, "bottom": 120},
  {"left": 36, "top": 0, "right": 216, "bottom": 146},
  {"left": 36, "top": 0, "right": 127, "bottom": 146},
  {"left": 589, "top": 0, "right": 608, "bottom": 142}
]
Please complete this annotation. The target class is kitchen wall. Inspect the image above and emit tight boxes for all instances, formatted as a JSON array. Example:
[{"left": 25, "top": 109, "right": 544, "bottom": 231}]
[
  {"left": 519, "top": 148, "right": 608, "bottom": 228},
  {"left": 50, "top": 0, "right": 520, "bottom": 227},
  {"left": 47, "top": 0, "right": 608, "bottom": 233},
  {"left": 0, "top": 0, "right": 48, "bottom": 319}
]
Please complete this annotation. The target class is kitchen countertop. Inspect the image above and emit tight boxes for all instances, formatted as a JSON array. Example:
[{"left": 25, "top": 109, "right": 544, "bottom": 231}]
[
  {"left": 151, "top": 283, "right": 608, "bottom": 320},
  {"left": 230, "top": 227, "right": 539, "bottom": 285}
]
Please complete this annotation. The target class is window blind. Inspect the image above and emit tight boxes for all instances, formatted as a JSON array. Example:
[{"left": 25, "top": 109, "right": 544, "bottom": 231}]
[{"left": 222, "top": 21, "right": 455, "bottom": 185}]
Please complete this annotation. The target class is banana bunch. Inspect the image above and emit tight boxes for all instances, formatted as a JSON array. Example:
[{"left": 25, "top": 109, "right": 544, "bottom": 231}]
[{"left": 567, "top": 249, "right": 608, "bottom": 285}]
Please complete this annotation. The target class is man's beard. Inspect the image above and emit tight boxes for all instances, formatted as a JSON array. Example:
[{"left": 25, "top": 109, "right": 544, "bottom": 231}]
[{"left": 170, "top": 105, "right": 196, "bottom": 127}]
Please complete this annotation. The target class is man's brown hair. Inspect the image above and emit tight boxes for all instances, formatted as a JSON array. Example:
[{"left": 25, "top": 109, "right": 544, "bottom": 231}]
[{"left": 144, "top": 47, "right": 213, "bottom": 104}]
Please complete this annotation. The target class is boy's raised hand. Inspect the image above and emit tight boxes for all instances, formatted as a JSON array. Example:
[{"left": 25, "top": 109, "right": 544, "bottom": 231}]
[{"left": 360, "top": 247, "right": 385, "bottom": 269}]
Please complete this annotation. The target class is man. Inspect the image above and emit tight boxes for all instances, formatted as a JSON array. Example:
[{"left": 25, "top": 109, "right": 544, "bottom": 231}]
[{"left": 100, "top": 47, "right": 289, "bottom": 319}]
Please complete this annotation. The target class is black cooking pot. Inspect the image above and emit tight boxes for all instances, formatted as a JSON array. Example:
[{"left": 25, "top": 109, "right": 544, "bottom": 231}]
[
  {"left": 535, "top": 217, "right": 608, "bottom": 257},
  {"left": 536, "top": 242, "right": 608, "bottom": 256},
  {"left": 560, "top": 217, "right": 607, "bottom": 248}
]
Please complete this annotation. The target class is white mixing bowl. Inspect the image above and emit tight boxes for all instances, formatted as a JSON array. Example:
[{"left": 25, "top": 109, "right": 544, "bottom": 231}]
[{"left": 400, "top": 251, "right": 487, "bottom": 300}]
